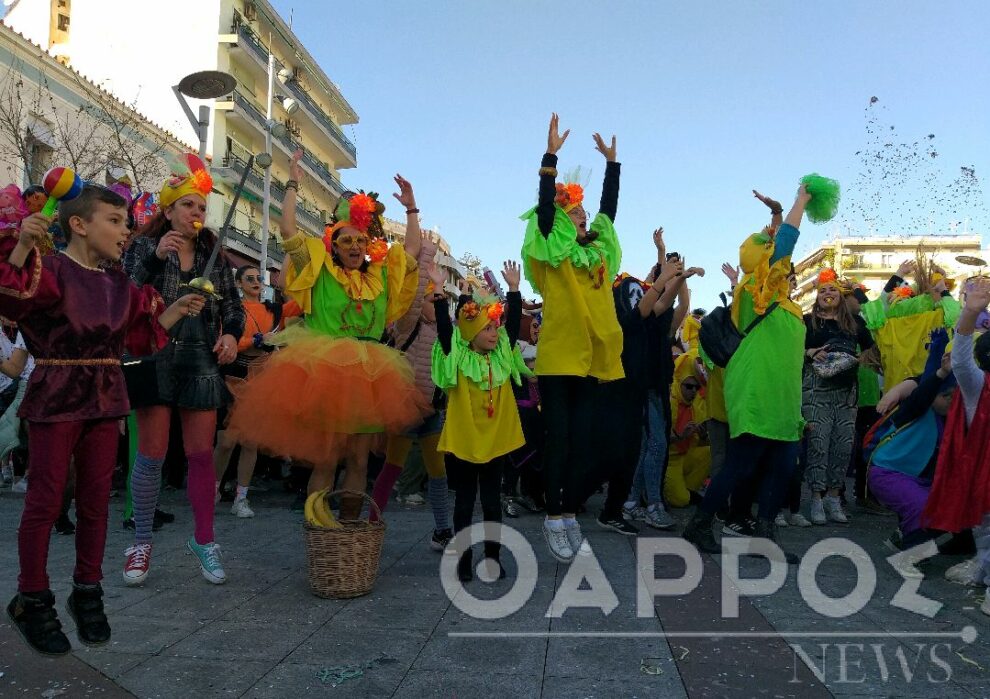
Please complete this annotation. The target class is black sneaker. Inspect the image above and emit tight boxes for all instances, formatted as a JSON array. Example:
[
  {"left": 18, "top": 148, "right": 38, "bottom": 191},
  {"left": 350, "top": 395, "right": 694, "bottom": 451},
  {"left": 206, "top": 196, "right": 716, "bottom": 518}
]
[
  {"left": 515, "top": 495, "right": 542, "bottom": 513},
  {"left": 457, "top": 552, "right": 473, "bottom": 582},
  {"left": 66, "top": 583, "right": 111, "bottom": 646},
  {"left": 430, "top": 528, "right": 453, "bottom": 552},
  {"left": 155, "top": 508, "right": 175, "bottom": 524},
  {"left": 6, "top": 590, "right": 71, "bottom": 656},
  {"left": 54, "top": 513, "right": 76, "bottom": 535},
  {"left": 597, "top": 512, "right": 639, "bottom": 536},
  {"left": 683, "top": 513, "right": 720, "bottom": 554},
  {"left": 722, "top": 518, "right": 756, "bottom": 537},
  {"left": 502, "top": 497, "right": 520, "bottom": 518}
]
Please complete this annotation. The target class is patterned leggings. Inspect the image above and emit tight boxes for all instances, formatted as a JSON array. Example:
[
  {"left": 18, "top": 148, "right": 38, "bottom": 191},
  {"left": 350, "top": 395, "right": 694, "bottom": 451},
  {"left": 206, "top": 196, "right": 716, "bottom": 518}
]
[{"left": 802, "top": 374, "right": 857, "bottom": 493}]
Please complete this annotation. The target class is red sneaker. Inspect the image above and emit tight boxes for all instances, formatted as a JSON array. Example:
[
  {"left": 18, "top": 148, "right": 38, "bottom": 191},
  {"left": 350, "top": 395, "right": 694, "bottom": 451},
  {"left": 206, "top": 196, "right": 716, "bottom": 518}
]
[{"left": 123, "top": 544, "right": 152, "bottom": 586}]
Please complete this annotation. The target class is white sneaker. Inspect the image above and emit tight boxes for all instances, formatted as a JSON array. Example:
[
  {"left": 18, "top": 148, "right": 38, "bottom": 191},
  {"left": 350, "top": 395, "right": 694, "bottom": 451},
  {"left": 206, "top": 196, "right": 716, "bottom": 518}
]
[
  {"left": 786, "top": 512, "right": 812, "bottom": 527},
  {"left": 982, "top": 589, "right": 990, "bottom": 617},
  {"left": 399, "top": 493, "right": 425, "bottom": 506},
  {"left": 564, "top": 521, "right": 591, "bottom": 557},
  {"left": 774, "top": 513, "right": 789, "bottom": 528},
  {"left": 809, "top": 498, "right": 827, "bottom": 525},
  {"left": 823, "top": 495, "right": 848, "bottom": 523},
  {"left": 11, "top": 478, "right": 27, "bottom": 494},
  {"left": 543, "top": 521, "right": 574, "bottom": 562},
  {"left": 945, "top": 557, "right": 984, "bottom": 587},
  {"left": 230, "top": 498, "right": 255, "bottom": 518}
]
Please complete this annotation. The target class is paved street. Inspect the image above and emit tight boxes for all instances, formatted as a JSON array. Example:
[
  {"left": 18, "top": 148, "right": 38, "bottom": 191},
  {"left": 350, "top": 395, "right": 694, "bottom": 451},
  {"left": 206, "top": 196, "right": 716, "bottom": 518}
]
[{"left": 0, "top": 484, "right": 987, "bottom": 698}]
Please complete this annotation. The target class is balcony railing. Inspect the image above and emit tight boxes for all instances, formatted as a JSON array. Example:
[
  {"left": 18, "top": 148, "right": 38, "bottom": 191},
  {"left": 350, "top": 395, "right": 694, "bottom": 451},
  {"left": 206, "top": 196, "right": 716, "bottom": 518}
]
[
  {"left": 223, "top": 149, "right": 324, "bottom": 234},
  {"left": 229, "top": 91, "right": 344, "bottom": 196},
  {"left": 226, "top": 225, "right": 285, "bottom": 265},
  {"left": 232, "top": 21, "right": 357, "bottom": 160}
]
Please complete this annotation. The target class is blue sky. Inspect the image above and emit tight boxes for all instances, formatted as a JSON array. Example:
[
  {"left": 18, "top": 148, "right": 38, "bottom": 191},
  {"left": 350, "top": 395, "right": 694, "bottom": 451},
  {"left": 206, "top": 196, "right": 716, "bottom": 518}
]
[{"left": 271, "top": 0, "right": 990, "bottom": 305}]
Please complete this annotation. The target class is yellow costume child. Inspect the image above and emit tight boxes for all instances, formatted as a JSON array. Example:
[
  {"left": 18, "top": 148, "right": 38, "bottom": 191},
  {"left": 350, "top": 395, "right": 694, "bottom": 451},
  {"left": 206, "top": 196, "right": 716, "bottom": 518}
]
[
  {"left": 664, "top": 352, "right": 711, "bottom": 507},
  {"left": 431, "top": 270, "right": 529, "bottom": 582}
]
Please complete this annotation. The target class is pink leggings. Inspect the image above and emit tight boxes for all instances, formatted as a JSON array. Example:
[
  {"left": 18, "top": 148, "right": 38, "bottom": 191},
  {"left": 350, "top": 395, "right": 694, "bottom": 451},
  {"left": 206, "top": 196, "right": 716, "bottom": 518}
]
[{"left": 18, "top": 419, "right": 118, "bottom": 593}]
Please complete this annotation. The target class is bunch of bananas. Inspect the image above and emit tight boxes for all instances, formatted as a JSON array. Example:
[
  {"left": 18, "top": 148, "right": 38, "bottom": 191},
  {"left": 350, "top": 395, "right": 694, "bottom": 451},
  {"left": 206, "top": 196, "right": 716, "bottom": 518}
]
[{"left": 304, "top": 489, "right": 342, "bottom": 529}]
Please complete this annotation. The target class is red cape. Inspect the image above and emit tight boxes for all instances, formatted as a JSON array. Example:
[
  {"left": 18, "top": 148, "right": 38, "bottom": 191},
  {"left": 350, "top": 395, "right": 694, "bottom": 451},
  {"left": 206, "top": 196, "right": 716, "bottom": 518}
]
[{"left": 922, "top": 375, "right": 990, "bottom": 532}]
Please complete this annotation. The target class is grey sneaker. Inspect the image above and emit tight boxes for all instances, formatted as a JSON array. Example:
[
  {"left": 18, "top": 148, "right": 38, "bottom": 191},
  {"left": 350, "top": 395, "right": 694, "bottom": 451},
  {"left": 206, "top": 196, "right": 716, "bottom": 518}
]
[
  {"left": 823, "top": 495, "right": 848, "bottom": 523},
  {"left": 644, "top": 504, "right": 675, "bottom": 530},
  {"left": 809, "top": 498, "right": 827, "bottom": 525},
  {"left": 564, "top": 521, "right": 591, "bottom": 557},
  {"left": 543, "top": 521, "right": 574, "bottom": 562},
  {"left": 622, "top": 504, "right": 646, "bottom": 521}
]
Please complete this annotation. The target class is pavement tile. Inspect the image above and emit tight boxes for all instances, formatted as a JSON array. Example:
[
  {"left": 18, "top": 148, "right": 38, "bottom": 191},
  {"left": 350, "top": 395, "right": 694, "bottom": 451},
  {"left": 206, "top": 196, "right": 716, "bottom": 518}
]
[
  {"left": 97, "top": 614, "right": 203, "bottom": 655},
  {"left": 412, "top": 634, "right": 547, "bottom": 675},
  {"left": 392, "top": 669, "right": 542, "bottom": 698},
  {"left": 116, "top": 655, "right": 275, "bottom": 699},
  {"left": 242, "top": 660, "right": 402, "bottom": 698},
  {"left": 164, "top": 619, "right": 319, "bottom": 661},
  {"left": 541, "top": 673, "right": 688, "bottom": 699},
  {"left": 283, "top": 620, "right": 429, "bottom": 668}
]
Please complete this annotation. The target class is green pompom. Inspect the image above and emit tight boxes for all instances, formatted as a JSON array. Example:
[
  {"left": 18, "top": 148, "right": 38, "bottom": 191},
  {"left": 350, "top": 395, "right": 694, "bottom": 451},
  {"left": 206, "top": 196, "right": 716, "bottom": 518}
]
[{"left": 800, "top": 173, "right": 841, "bottom": 223}]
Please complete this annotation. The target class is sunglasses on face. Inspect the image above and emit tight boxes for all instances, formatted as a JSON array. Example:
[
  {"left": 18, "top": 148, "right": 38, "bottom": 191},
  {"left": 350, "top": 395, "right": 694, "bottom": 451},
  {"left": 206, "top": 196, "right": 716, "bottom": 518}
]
[
  {"left": 241, "top": 275, "right": 261, "bottom": 283},
  {"left": 336, "top": 235, "right": 369, "bottom": 248}
]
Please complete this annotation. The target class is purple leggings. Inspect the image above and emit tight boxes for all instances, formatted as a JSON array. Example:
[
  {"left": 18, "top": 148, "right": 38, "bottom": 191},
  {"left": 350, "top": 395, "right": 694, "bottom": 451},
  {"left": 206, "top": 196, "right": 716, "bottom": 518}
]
[{"left": 868, "top": 467, "right": 931, "bottom": 535}]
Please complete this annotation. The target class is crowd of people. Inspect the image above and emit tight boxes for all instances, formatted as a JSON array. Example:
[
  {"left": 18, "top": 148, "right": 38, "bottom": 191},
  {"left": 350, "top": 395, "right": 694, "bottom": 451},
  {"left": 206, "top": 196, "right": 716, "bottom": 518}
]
[{"left": 1, "top": 113, "right": 988, "bottom": 659}]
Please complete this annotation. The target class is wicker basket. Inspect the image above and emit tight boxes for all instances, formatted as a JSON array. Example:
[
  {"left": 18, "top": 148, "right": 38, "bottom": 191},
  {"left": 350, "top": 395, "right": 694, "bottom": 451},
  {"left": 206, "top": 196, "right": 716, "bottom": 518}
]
[{"left": 303, "top": 489, "right": 385, "bottom": 599}]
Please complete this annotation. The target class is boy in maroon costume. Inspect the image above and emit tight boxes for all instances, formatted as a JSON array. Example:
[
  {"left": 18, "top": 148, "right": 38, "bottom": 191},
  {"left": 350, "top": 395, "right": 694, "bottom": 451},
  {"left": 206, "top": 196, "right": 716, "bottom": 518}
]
[{"left": 0, "top": 185, "right": 203, "bottom": 656}]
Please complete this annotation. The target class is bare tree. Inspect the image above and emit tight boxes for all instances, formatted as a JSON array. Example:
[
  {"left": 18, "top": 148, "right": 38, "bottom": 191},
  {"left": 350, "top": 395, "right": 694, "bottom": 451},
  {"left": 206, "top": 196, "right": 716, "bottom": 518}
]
[{"left": 0, "top": 63, "right": 46, "bottom": 184}]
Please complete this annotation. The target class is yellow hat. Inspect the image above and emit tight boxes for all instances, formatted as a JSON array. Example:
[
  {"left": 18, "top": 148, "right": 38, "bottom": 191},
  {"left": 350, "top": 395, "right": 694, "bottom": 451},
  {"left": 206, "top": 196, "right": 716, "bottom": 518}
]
[
  {"left": 159, "top": 153, "right": 212, "bottom": 209},
  {"left": 458, "top": 299, "right": 504, "bottom": 343}
]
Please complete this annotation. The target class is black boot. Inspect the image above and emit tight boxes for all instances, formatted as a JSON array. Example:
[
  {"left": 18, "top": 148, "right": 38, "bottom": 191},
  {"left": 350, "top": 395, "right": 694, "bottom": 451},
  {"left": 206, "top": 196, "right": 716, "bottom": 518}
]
[
  {"left": 752, "top": 518, "right": 800, "bottom": 565},
  {"left": 483, "top": 543, "right": 507, "bottom": 580},
  {"left": 6, "top": 590, "right": 71, "bottom": 656},
  {"left": 155, "top": 508, "right": 175, "bottom": 525},
  {"left": 54, "top": 513, "right": 76, "bottom": 535},
  {"left": 457, "top": 550, "right": 473, "bottom": 583},
  {"left": 66, "top": 582, "right": 111, "bottom": 646},
  {"left": 683, "top": 511, "right": 720, "bottom": 554}
]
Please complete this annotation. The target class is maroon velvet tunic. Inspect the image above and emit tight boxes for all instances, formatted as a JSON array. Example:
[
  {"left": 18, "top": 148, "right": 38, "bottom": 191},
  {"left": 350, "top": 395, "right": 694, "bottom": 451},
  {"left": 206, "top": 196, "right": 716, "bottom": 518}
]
[{"left": 0, "top": 246, "right": 163, "bottom": 423}]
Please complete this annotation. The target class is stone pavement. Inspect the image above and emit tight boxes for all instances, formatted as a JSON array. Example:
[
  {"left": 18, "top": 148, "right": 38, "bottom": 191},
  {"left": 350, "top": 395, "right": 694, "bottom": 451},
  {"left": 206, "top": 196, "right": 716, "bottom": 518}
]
[{"left": 0, "top": 484, "right": 987, "bottom": 698}]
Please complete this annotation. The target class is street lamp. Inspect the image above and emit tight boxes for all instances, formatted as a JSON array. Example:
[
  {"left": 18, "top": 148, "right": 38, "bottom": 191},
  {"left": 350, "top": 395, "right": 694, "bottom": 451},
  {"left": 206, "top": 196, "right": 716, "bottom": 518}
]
[{"left": 173, "top": 70, "right": 237, "bottom": 159}]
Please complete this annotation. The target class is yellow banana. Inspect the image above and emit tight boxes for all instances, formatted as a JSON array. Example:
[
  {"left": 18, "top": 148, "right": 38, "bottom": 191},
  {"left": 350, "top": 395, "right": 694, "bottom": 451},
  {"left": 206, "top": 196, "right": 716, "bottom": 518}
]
[
  {"left": 303, "top": 490, "right": 324, "bottom": 527},
  {"left": 312, "top": 489, "right": 342, "bottom": 529}
]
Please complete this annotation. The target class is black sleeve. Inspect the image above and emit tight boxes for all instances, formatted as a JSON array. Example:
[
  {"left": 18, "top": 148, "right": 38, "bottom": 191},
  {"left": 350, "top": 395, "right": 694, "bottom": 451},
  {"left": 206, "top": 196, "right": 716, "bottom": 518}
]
[
  {"left": 434, "top": 298, "right": 453, "bottom": 355},
  {"left": 891, "top": 374, "right": 942, "bottom": 427},
  {"left": 124, "top": 237, "right": 165, "bottom": 287},
  {"left": 599, "top": 161, "right": 621, "bottom": 222},
  {"left": 536, "top": 153, "right": 558, "bottom": 237},
  {"left": 884, "top": 274, "right": 904, "bottom": 294},
  {"left": 218, "top": 262, "right": 246, "bottom": 340},
  {"left": 803, "top": 315, "right": 816, "bottom": 349},
  {"left": 505, "top": 291, "right": 522, "bottom": 348},
  {"left": 855, "top": 315, "right": 875, "bottom": 351}
]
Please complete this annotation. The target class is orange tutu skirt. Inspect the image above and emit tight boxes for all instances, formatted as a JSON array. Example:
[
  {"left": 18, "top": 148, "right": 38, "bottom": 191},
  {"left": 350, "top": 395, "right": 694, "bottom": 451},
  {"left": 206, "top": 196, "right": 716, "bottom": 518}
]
[{"left": 225, "top": 327, "right": 429, "bottom": 465}]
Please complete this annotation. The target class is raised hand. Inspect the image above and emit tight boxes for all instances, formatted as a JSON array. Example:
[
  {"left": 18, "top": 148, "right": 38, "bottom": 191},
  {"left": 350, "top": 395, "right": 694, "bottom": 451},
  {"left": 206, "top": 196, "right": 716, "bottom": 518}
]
[
  {"left": 547, "top": 113, "right": 570, "bottom": 155},
  {"left": 392, "top": 174, "right": 417, "bottom": 210},
  {"left": 896, "top": 260, "right": 916, "bottom": 278},
  {"left": 653, "top": 227, "right": 665, "bottom": 254},
  {"left": 427, "top": 261, "right": 445, "bottom": 292},
  {"left": 965, "top": 278, "right": 990, "bottom": 311},
  {"left": 796, "top": 183, "right": 811, "bottom": 205},
  {"left": 457, "top": 278, "right": 472, "bottom": 296},
  {"left": 501, "top": 260, "right": 521, "bottom": 292},
  {"left": 593, "top": 132, "right": 617, "bottom": 162},
  {"left": 753, "top": 190, "right": 783, "bottom": 213},
  {"left": 685, "top": 266, "right": 706, "bottom": 279},
  {"left": 290, "top": 149, "right": 304, "bottom": 183},
  {"left": 656, "top": 259, "right": 684, "bottom": 287},
  {"left": 721, "top": 262, "right": 740, "bottom": 286},
  {"left": 15, "top": 213, "right": 51, "bottom": 251}
]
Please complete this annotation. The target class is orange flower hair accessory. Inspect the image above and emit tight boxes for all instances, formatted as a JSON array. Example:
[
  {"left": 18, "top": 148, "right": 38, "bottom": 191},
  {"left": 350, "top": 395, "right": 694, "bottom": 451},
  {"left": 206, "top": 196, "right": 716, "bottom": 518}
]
[
  {"left": 367, "top": 238, "right": 388, "bottom": 263},
  {"left": 816, "top": 268, "right": 838, "bottom": 287},
  {"left": 892, "top": 285, "right": 915, "bottom": 299},
  {"left": 461, "top": 301, "right": 480, "bottom": 321},
  {"left": 159, "top": 153, "right": 213, "bottom": 208},
  {"left": 487, "top": 302, "right": 504, "bottom": 322},
  {"left": 554, "top": 182, "right": 584, "bottom": 212}
]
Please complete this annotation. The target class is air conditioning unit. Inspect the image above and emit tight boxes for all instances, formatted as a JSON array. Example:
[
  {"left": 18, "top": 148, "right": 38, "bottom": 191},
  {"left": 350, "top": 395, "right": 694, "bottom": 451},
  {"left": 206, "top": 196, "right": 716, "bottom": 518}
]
[{"left": 244, "top": 2, "right": 257, "bottom": 21}]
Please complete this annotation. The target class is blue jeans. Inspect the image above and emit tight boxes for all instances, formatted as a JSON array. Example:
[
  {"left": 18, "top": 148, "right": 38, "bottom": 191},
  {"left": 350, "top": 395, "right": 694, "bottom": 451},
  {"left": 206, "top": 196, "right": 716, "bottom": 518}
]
[
  {"left": 626, "top": 390, "right": 667, "bottom": 507},
  {"left": 700, "top": 433, "right": 799, "bottom": 520}
]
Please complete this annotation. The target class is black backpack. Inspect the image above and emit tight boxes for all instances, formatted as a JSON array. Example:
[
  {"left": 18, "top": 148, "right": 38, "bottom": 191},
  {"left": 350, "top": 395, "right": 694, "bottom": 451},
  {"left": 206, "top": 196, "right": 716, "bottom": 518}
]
[{"left": 699, "top": 293, "right": 778, "bottom": 368}]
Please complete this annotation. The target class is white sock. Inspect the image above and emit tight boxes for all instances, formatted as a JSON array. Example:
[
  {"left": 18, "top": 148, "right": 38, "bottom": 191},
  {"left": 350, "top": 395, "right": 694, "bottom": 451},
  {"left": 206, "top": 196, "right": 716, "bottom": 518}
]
[
  {"left": 236, "top": 485, "right": 249, "bottom": 501},
  {"left": 563, "top": 517, "right": 577, "bottom": 528},
  {"left": 545, "top": 517, "right": 564, "bottom": 531},
  {"left": 623, "top": 501, "right": 637, "bottom": 510}
]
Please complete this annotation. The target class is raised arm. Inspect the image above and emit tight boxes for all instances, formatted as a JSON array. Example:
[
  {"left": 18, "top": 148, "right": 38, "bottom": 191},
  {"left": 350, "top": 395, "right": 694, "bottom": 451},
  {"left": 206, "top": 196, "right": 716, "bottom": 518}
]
[
  {"left": 953, "top": 278, "right": 990, "bottom": 411},
  {"left": 753, "top": 190, "right": 783, "bottom": 231},
  {"left": 393, "top": 174, "right": 422, "bottom": 260},
  {"left": 537, "top": 113, "right": 570, "bottom": 236},
  {"left": 770, "top": 185, "right": 811, "bottom": 265},
  {"left": 594, "top": 132, "right": 619, "bottom": 221},
  {"left": 502, "top": 261, "right": 522, "bottom": 347},
  {"left": 281, "top": 150, "right": 304, "bottom": 242},
  {"left": 434, "top": 296, "right": 453, "bottom": 355}
]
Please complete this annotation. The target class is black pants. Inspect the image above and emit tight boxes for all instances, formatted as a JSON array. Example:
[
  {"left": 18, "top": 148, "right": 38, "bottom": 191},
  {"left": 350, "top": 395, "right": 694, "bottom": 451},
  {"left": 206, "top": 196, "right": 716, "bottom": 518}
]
[
  {"left": 785, "top": 437, "right": 809, "bottom": 514},
  {"left": 451, "top": 455, "right": 504, "bottom": 559},
  {"left": 582, "top": 379, "right": 644, "bottom": 519},
  {"left": 539, "top": 375, "right": 598, "bottom": 516},
  {"left": 701, "top": 434, "right": 799, "bottom": 521},
  {"left": 852, "top": 406, "right": 879, "bottom": 499}
]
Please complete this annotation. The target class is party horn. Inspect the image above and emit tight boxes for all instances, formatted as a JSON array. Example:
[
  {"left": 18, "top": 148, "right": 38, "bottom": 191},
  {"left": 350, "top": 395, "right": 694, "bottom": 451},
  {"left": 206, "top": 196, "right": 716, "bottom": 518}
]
[{"left": 41, "top": 167, "right": 83, "bottom": 217}]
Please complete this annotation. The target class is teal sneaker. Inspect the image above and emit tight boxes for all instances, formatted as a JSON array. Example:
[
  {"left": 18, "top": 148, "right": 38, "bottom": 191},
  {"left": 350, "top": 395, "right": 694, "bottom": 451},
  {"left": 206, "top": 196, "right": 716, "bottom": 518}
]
[{"left": 187, "top": 538, "right": 226, "bottom": 584}]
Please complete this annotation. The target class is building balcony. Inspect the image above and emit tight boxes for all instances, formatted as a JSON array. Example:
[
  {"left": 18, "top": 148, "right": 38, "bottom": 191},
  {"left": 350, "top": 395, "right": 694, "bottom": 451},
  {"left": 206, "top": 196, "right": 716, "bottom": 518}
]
[
  {"left": 225, "top": 225, "right": 285, "bottom": 266},
  {"left": 224, "top": 90, "right": 344, "bottom": 197},
  {"left": 229, "top": 20, "right": 357, "bottom": 165},
  {"left": 217, "top": 148, "right": 325, "bottom": 236}
]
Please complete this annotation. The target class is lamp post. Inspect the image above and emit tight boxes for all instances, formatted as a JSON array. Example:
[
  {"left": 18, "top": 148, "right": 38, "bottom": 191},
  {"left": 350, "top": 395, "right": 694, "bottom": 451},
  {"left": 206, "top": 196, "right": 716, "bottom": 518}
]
[
  {"left": 258, "top": 52, "right": 299, "bottom": 284},
  {"left": 173, "top": 71, "right": 237, "bottom": 159}
]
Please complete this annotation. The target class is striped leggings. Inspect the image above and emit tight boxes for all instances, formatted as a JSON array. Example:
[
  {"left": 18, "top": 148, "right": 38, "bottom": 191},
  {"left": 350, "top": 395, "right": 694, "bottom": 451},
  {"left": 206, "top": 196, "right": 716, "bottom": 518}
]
[{"left": 802, "top": 374, "right": 857, "bottom": 493}]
